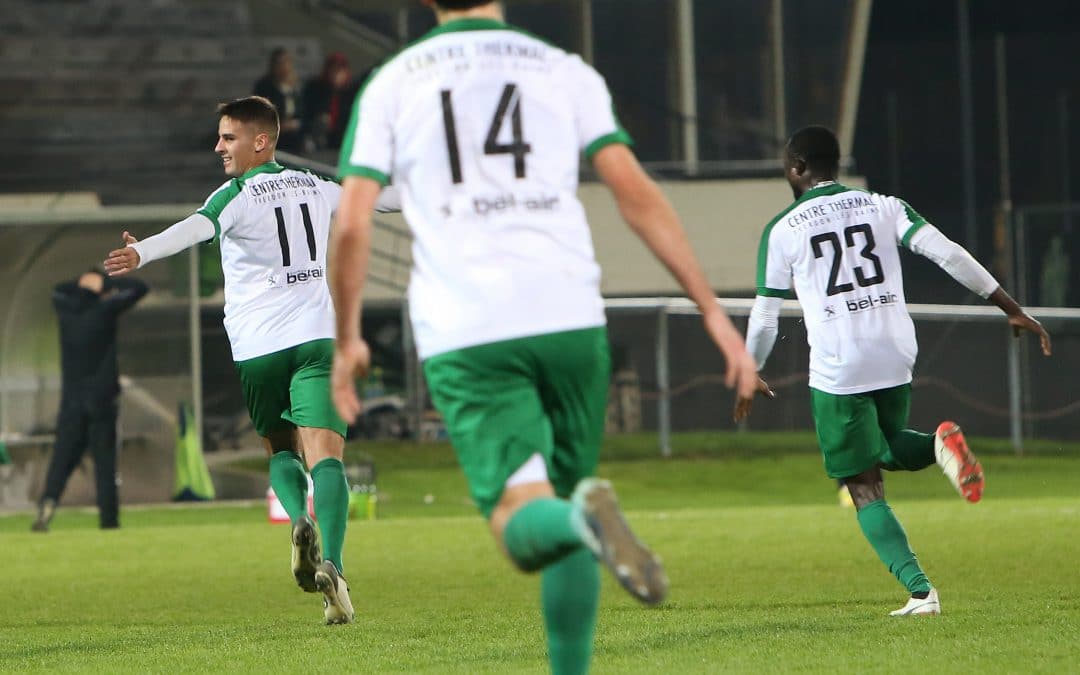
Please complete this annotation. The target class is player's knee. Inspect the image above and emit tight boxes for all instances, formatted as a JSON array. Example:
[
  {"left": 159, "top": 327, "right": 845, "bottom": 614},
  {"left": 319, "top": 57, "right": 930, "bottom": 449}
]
[{"left": 844, "top": 467, "right": 884, "bottom": 510}]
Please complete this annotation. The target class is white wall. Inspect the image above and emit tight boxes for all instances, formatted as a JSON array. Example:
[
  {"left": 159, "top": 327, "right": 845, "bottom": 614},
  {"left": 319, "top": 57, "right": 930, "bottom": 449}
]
[
  {"left": 369, "top": 175, "right": 866, "bottom": 299},
  {"left": 584, "top": 178, "right": 789, "bottom": 295}
]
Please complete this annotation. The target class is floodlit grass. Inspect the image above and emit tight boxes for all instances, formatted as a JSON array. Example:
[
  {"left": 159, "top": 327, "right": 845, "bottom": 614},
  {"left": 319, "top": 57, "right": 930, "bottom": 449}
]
[{"left": 1, "top": 432, "right": 1078, "bottom": 673}]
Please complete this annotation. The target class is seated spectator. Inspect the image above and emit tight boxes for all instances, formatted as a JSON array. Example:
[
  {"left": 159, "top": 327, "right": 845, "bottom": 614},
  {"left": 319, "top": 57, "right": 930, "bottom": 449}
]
[
  {"left": 253, "top": 47, "right": 305, "bottom": 152},
  {"left": 303, "top": 52, "right": 361, "bottom": 151}
]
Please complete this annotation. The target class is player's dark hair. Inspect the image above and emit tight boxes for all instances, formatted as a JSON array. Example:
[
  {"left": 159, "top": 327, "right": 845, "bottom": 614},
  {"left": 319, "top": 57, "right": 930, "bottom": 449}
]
[
  {"left": 434, "top": 0, "right": 496, "bottom": 9},
  {"left": 786, "top": 126, "right": 840, "bottom": 174},
  {"left": 216, "top": 96, "right": 280, "bottom": 142}
]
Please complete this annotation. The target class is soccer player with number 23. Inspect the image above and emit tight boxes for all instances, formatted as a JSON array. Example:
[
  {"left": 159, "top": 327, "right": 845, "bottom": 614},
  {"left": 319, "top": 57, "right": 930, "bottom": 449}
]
[{"left": 738, "top": 125, "right": 1051, "bottom": 616}]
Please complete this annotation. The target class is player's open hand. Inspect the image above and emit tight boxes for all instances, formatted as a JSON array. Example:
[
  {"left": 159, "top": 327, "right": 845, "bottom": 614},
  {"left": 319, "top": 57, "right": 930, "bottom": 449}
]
[
  {"left": 1008, "top": 311, "right": 1052, "bottom": 356},
  {"left": 104, "top": 231, "right": 141, "bottom": 276},
  {"left": 733, "top": 377, "right": 775, "bottom": 423},
  {"left": 332, "top": 338, "right": 372, "bottom": 424}
]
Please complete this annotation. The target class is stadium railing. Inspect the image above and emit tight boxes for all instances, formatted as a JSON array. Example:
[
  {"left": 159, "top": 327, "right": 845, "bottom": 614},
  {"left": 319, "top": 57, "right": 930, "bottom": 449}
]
[{"left": 599, "top": 298, "right": 1080, "bottom": 457}]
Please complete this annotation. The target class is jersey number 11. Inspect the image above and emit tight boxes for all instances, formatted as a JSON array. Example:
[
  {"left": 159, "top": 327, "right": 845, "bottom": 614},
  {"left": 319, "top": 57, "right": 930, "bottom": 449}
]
[
  {"left": 274, "top": 203, "right": 317, "bottom": 267},
  {"left": 440, "top": 83, "right": 532, "bottom": 184}
]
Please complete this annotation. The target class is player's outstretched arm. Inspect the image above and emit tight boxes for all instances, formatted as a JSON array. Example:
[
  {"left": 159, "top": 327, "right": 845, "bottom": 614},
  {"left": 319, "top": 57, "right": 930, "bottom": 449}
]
[
  {"left": 592, "top": 144, "right": 758, "bottom": 399},
  {"left": 907, "top": 225, "right": 1051, "bottom": 356},
  {"left": 328, "top": 176, "right": 379, "bottom": 424},
  {"left": 103, "top": 214, "right": 215, "bottom": 276}
]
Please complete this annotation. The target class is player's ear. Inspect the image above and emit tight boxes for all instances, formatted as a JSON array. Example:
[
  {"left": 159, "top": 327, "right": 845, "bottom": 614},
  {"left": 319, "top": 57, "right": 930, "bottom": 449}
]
[{"left": 254, "top": 132, "right": 269, "bottom": 153}]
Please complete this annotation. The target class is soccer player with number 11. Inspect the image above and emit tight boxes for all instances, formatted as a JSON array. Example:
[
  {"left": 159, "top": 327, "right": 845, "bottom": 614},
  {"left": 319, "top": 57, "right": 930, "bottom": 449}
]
[{"left": 104, "top": 95, "right": 400, "bottom": 625}]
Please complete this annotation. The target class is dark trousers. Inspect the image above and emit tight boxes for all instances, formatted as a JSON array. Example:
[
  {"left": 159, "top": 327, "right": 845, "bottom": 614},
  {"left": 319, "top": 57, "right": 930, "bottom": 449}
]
[{"left": 42, "top": 395, "right": 119, "bottom": 527}]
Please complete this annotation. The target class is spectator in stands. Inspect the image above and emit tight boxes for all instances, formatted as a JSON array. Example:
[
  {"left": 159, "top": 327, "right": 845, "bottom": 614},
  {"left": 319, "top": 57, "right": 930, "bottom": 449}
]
[
  {"left": 32, "top": 268, "right": 148, "bottom": 532},
  {"left": 254, "top": 47, "right": 306, "bottom": 152},
  {"left": 302, "top": 52, "right": 361, "bottom": 151}
]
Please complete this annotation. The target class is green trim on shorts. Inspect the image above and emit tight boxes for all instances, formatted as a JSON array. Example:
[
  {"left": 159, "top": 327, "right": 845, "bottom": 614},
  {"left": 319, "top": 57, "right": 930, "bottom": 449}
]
[
  {"left": 423, "top": 327, "right": 610, "bottom": 518},
  {"left": 810, "top": 384, "right": 912, "bottom": 479},
  {"left": 235, "top": 338, "right": 347, "bottom": 438}
]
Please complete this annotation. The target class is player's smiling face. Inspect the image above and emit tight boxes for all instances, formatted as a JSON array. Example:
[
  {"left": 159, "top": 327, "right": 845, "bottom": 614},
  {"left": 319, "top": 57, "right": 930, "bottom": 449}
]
[{"left": 214, "top": 116, "right": 269, "bottom": 177}]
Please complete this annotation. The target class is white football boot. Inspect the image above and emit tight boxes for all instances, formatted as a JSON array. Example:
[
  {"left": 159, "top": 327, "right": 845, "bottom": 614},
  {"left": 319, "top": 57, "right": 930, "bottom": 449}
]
[
  {"left": 315, "top": 560, "right": 355, "bottom": 625},
  {"left": 935, "top": 422, "right": 984, "bottom": 503},
  {"left": 890, "top": 588, "right": 941, "bottom": 616},
  {"left": 572, "top": 478, "right": 668, "bottom": 606}
]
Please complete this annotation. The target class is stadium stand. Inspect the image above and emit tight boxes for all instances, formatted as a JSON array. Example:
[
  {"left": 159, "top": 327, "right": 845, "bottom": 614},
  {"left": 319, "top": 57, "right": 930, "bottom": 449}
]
[{"left": 0, "top": 0, "right": 323, "bottom": 204}]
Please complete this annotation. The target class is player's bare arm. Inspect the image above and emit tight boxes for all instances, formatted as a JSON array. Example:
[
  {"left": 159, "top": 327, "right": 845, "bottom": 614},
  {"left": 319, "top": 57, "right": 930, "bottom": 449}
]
[
  {"left": 328, "top": 175, "right": 380, "bottom": 423},
  {"left": 591, "top": 144, "right": 758, "bottom": 399},
  {"left": 989, "top": 287, "right": 1052, "bottom": 356}
]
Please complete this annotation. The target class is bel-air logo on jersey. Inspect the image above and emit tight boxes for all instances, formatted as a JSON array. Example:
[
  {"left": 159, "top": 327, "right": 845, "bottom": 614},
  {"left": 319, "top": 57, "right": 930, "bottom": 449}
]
[
  {"left": 845, "top": 291, "right": 899, "bottom": 314},
  {"left": 266, "top": 267, "right": 324, "bottom": 288},
  {"left": 823, "top": 291, "right": 900, "bottom": 321},
  {"left": 286, "top": 267, "right": 324, "bottom": 285}
]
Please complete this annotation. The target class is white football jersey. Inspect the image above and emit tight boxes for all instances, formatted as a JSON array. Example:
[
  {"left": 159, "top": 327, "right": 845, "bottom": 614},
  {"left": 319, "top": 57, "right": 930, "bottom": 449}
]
[
  {"left": 197, "top": 162, "right": 339, "bottom": 361},
  {"left": 756, "top": 182, "right": 930, "bottom": 394},
  {"left": 339, "top": 17, "right": 631, "bottom": 359}
]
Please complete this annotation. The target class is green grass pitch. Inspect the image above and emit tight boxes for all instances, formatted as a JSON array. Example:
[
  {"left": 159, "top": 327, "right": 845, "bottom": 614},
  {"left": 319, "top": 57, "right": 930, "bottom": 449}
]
[{"left": 1, "top": 432, "right": 1078, "bottom": 673}]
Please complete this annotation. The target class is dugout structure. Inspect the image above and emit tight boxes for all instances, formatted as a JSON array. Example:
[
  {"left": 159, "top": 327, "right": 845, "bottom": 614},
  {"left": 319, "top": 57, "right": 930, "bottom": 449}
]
[{"left": 0, "top": 203, "right": 203, "bottom": 507}]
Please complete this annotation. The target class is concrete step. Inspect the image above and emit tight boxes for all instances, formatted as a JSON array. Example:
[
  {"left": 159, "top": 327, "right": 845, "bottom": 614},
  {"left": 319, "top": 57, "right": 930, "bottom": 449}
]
[
  {"left": 1, "top": 0, "right": 252, "bottom": 38},
  {"left": 0, "top": 108, "right": 211, "bottom": 144},
  {"left": 0, "top": 74, "right": 257, "bottom": 107},
  {"left": 0, "top": 36, "right": 322, "bottom": 74}
]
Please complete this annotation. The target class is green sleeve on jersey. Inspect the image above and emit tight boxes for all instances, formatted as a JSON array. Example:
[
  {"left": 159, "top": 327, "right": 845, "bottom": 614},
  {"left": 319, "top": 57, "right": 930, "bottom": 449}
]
[
  {"left": 196, "top": 179, "right": 242, "bottom": 241},
  {"left": 337, "top": 69, "right": 384, "bottom": 181},
  {"left": 757, "top": 287, "right": 793, "bottom": 298},
  {"left": 899, "top": 199, "right": 929, "bottom": 248},
  {"left": 755, "top": 213, "right": 792, "bottom": 297},
  {"left": 339, "top": 165, "right": 391, "bottom": 186},
  {"left": 584, "top": 103, "right": 635, "bottom": 160},
  {"left": 584, "top": 128, "right": 634, "bottom": 160}
]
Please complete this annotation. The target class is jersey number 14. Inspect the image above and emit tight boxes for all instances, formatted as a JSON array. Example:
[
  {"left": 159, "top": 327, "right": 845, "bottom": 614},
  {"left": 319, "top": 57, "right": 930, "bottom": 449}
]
[{"left": 440, "top": 83, "right": 532, "bottom": 184}]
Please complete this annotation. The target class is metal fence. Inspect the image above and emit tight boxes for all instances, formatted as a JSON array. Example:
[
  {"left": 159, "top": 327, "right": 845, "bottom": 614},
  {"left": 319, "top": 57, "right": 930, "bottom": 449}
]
[{"left": 600, "top": 298, "right": 1080, "bottom": 455}]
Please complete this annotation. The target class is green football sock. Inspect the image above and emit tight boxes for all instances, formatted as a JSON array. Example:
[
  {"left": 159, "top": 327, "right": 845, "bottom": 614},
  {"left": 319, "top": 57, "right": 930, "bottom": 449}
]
[
  {"left": 857, "top": 499, "right": 932, "bottom": 594},
  {"left": 542, "top": 547, "right": 599, "bottom": 675},
  {"left": 269, "top": 451, "right": 308, "bottom": 523},
  {"left": 502, "top": 498, "right": 585, "bottom": 572},
  {"left": 311, "top": 457, "right": 349, "bottom": 576},
  {"left": 881, "top": 430, "right": 935, "bottom": 471}
]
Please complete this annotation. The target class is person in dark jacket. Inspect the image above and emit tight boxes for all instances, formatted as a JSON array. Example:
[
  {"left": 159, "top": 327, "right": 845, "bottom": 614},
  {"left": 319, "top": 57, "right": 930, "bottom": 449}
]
[
  {"left": 32, "top": 269, "right": 148, "bottom": 532},
  {"left": 253, "top": 47, "right": 306, "bottom": 152},
  {"left": 302, "top": 52, "right": 362, "bottom": 151}
]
